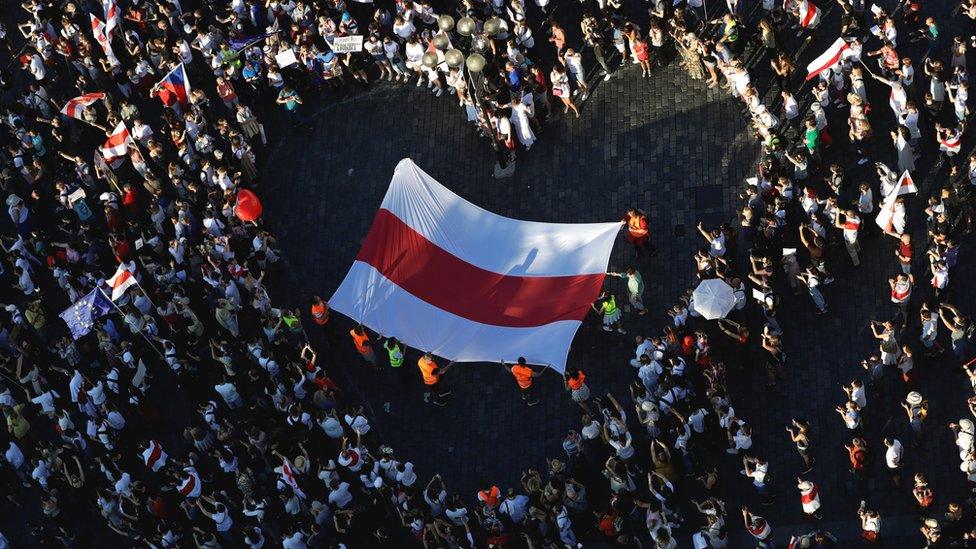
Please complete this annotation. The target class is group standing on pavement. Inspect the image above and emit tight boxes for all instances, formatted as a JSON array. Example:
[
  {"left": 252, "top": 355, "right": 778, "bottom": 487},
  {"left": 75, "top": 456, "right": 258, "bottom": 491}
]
[{"left": 3, "top": 0, "right": 976, "bottom": 546}]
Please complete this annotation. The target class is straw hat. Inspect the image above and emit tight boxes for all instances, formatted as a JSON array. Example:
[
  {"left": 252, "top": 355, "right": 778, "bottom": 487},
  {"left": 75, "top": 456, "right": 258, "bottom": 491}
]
[{"left": 906, "top": 391, "right": 923, "bottom": 405}]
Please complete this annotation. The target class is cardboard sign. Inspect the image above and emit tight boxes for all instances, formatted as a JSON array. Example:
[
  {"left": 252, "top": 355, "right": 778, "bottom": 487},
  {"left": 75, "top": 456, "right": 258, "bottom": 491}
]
[
  {"left": 275, "top": 49, "right": 299, "bottom": 68},
  {"left": 332, "top": 35, "right": 364, "bottom": 54}
]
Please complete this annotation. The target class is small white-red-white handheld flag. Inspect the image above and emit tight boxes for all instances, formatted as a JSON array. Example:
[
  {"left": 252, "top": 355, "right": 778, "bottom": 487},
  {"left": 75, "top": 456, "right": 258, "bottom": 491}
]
[
  {"left": 892, "top": 171, "right": 917, "bottom": 198},
  {"left": 806, "top": 38, "right": 849, "bottom": 81},
  {"left": 60, "top": 92, "right": 105, "bottom": 120},
  {"left": 798, "top": 0, "right": 821, "bottom": 28},
  {"left": 106, "top": 263, "right": 137, "bottom": 300},
  {"left": 100, "top": 122, "right": 132, "bottom": 168}
]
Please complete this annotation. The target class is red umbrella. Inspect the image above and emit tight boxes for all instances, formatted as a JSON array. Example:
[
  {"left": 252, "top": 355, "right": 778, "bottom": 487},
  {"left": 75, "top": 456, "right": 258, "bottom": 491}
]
[{"left": 234, "top": 189, "right": 263, "bottom": 222}]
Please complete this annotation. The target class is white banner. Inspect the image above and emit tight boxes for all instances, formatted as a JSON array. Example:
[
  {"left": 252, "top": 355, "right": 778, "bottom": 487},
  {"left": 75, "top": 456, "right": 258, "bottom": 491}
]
[{"left": 332, "top": 35, "right": 364, "bottom": 54}]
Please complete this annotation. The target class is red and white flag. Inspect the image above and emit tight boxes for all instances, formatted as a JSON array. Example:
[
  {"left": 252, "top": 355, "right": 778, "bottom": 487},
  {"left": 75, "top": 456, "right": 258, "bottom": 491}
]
[
  {"left": 330, "top": 159, "right": 620, "bottom": 372},
  {"left": 100, "top": 121, "right": 132, "bottom": 167},
  {"left": 940, "top": 129, "right": 963, "bottom": 154},
  {"left": 892, "top": 170, "right": 917, "bottom": 197},
  {"left": 142, "top": 440, "right": 167, "bottom": 472},
  {"left": 107, "top": 262, "right": 137, "bottom": 300},
  {"left": 279, "top": 457, "right": 307, "bottom": 499},
  {"left": 90, "top": 14, "right": 114, "bottom": 59},
  {"left": 806, "top": 38, "right": 849, "bottom": 81},
  {"left": 798, "top": 0, "right": 821, "bottom": 28},
  {"left": 875, "top": 198, "right": 895, "bottom": 233},
  {"left": 103, "top": 0, "right": 121, "bottom": 37},
  {"left": 60, "top": 92, "right": 105, "bottom": 120}
]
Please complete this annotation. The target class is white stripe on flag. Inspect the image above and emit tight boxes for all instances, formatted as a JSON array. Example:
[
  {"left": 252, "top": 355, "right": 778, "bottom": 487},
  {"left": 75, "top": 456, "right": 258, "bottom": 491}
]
[
  {"left": 331, "top": 261, "right": 582, "bottom": 371},
  {"left": 382, "top": 159, "right": 621, "bottom": 276},
  {"left": 806, "top": 38, "right": 848, "bottom": 81}
]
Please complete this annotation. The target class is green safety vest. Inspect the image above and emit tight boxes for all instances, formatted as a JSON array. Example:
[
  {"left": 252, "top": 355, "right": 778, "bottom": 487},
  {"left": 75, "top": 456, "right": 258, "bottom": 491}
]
[
  {"left": 386, "top": 343, "right": 404, "bottom": 367},
  {"left": 604, "top": 296, "right": 617, "bottom": 315}
]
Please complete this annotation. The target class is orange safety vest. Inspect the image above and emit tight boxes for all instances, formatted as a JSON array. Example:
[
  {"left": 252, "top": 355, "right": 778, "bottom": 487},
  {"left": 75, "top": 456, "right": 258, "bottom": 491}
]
[
  {"left": 511, "top": 365, "right": 534, "bottom": 389},
  {"left": 418, "top": 356, "right": 439, "bottom": 385},
  {"left": 568, "top": 371, "right": 586, "bottom": 390},
  {"left": 310, "top": 301, "right": 330, "bottom": 325},
  {"left": 628, "top": 214, "right": 648, "bottom": 237},
  {"left": 350, "top": 330, "right": 371, "bottom": 355}
]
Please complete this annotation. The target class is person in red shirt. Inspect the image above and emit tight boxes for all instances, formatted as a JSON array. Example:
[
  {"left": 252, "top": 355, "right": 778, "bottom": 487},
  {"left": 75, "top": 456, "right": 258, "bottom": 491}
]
[
  {"left": 895, "top": 233, "right": 913, "bottom": 274},
  {"left": 502, "top": 358, "right": 541, "bottom": 406},
  {"left": 847, "top": 437, "right": 868, "bottom": 477},
  {"left": 622, "top": 207, "right": 658, "bottom": 258},
  {"left": 215, "top": 76, "right": 239, "bottom": 111}
]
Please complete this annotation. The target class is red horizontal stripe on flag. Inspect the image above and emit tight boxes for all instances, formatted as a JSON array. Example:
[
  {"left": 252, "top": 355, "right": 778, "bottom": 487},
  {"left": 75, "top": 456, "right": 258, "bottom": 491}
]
[{"left": 357, "top": 209, "right": 606, "bottom": 328}]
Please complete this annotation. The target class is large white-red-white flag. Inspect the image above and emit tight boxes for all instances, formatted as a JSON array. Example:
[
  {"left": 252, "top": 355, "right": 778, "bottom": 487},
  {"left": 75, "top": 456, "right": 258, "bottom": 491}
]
[
  {"left": 330, "top": 159, "right": 620, "bottom": 372},
  {"left": 106, "top": 262, "right": 137, "bottom": 300},
  {"left": 60, "top": 92, "right": 105, "bottom": 120},
  {"left": 806, "top": 38, "right": 849, "bottom": 81}
]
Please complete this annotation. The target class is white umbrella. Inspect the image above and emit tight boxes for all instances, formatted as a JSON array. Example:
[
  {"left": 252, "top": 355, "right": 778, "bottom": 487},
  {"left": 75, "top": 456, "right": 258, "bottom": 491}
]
[{"left": 692, "top": 279, "right": 735, "bottom": 320}]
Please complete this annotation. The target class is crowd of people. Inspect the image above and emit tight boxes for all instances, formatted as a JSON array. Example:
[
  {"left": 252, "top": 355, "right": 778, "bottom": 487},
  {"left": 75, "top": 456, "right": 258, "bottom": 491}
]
[{"left": 2, "top": 0, "right": 976, "bottom": 546}]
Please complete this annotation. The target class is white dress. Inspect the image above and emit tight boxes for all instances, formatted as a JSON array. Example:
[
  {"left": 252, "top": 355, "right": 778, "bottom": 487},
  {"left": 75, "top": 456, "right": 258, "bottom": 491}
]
[{"left": 510, "top": 104, "right": 535, "bottom": 148}]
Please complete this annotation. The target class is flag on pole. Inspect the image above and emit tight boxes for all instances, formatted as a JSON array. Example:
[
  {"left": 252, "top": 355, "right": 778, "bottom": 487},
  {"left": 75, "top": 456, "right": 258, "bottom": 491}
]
[
  {"left": 798, "top": 0, "right": 821, "bottom": 28},
  {"left": 892, "top": 170, "right": 917, "bottom": 197},
  {"left": 106, "top": 263, "right": 137, "bottom": 300},
  {"left": 330, "top": 159, "right": 620, "bottom": 373},
  {"left": 59, "top": 288, "right": 113, "bottom": 339},
  {"left": 806, "top": 38, "right": 850, "bottom": 81},
  {"left": 155, "top": 63, "right": 191, "bottom": 107},
  {"left": 229, "top": 31, "right": 279, "bottom": 51},
  {"left": 100, "top": 122, "right": 132, "bottom": 167},
  {"left": 90, "top": 14, "right": 115, "bottom": 59},
  {"left": 102, "top": 0, "right": 121, "bottom": 37},
  {"left": 60, "top": 92, "right": 105, "bottom": 120}
]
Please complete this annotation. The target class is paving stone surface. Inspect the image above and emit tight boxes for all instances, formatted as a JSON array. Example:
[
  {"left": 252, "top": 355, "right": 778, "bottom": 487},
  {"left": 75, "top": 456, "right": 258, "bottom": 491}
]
[{"left": 255, "top": 0, "right": 976, "bottom": 541}]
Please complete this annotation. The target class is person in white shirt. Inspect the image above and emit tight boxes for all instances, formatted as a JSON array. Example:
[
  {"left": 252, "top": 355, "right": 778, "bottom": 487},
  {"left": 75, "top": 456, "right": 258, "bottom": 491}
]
[
  {"left": 327, "top": 480, "right": 353, "bottom": 508},
  {"left": 844, "top": 380, "right": 867, "bottom": 409},
  {"left": 884, "top": 437, "right": 903, "bottom": 485}
]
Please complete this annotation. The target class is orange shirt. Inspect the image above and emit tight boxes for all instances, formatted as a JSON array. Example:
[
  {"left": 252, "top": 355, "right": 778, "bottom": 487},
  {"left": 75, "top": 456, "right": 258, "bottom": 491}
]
[
  {"left": 418, "top": 356, "right": 438, "bottom": 385},
  {"left": 511, "top": 365, "right": 534, "bottom": 389},
  {"left": 567, "top": 371, "right": 586, "bottom": 390},
  {"left": 478, "top": 486, "right": 501, "bottom": 507},
  {"left": 350, "top": 330, "right": 371, "bottom": 355},
  {"left": 311, "top": 301, "right": 330, "bottom": 325},
  {"left": 627, "top": 214, "right": 648, "bottom": 237}
]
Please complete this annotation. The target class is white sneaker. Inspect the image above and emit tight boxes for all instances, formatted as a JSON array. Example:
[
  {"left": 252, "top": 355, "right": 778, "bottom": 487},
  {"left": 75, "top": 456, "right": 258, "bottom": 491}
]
[
  {"left": 616, "top": 328, "right": 626, "bottom": 334},
  {"left": 427, "top": 81, "right": 434, "bottom": 89},
  {"left": 416, "top": 77, "right": 423, "bottom": 87},
  {"left": 602, "top": 326, "right": 612, "bottom": 332},
  {"left": 604, "top": 73, "right": 611, "bottom": 81},
  {"left": 435, "top": 88, "right": 443, "bottom": 97}
]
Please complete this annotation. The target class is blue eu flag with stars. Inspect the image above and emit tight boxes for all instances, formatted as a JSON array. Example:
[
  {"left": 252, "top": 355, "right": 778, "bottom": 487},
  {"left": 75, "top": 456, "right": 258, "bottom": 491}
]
[{"left": 60, "top": 288, "right": 112, "bottom": 340}]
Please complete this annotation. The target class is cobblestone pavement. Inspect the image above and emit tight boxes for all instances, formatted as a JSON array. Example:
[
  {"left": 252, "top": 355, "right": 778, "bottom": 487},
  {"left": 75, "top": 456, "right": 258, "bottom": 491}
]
[{"left": 254, "top": 3, "right": 976, "bottom": 548}]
